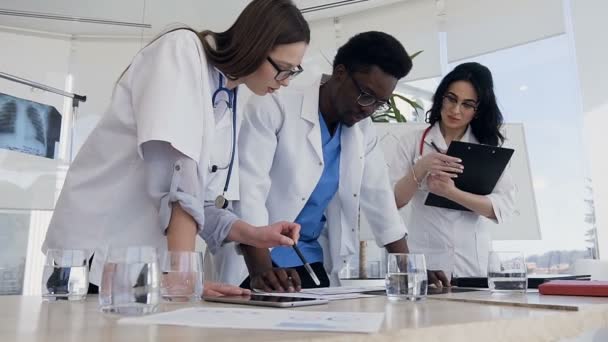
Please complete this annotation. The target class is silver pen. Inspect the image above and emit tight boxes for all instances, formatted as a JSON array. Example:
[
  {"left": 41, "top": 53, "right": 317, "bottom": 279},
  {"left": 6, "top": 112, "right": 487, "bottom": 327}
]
[{"left": 292, "top": 244, "right": 321, "bottom": 286}]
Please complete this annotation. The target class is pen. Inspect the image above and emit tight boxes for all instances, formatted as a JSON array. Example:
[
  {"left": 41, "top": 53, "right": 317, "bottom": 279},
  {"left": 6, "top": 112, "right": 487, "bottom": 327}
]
[
  {"left": 292, "top": 244, "right": 321, "bottom": 286},
  {"left": 430, "top": 141, "right": 462, "bottom": 173},
  {"left": 430, "top": 141, "right": 443, "bottom": 154}
]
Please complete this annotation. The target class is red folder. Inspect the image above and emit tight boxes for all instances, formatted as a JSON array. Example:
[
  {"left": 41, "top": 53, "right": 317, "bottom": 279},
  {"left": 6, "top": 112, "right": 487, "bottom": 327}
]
[{"left": 538, "top": 280, "right": 608, "bottom": 297}]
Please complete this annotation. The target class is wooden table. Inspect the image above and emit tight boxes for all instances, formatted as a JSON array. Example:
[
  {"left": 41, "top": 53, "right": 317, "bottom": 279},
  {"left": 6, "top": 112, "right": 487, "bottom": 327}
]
[{"left": 2, "top": 294, "right": 608, "bottom": 342}]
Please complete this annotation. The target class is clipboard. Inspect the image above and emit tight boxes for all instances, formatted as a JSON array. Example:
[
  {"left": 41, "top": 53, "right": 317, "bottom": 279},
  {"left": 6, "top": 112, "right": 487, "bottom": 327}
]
[{"left": 424, "top": 141, "right": 514, "bottom": 211}]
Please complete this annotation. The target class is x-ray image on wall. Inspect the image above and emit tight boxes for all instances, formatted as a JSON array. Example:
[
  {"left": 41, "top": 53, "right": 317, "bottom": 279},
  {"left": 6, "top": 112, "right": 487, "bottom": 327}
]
[{"left": 0, "top": 92, "right": 62, "bottom": 159}]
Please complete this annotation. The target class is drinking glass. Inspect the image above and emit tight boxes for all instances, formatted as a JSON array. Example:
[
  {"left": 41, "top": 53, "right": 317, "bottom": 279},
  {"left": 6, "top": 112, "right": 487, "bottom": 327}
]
[
  {"left": 160, "top": 251, "right": 204, "bottom": 302},
  {"left": 385, "top": 253, "right": 428, "bottom": 301},
  {"left": 42, "top": 249, "right": 89, "bottom": 301},
  {"left": 98, "top": 246, "right": 160, "bottom": 315},
  {"left": 488, "top": 251, "right": 527, "bottom": 293}
]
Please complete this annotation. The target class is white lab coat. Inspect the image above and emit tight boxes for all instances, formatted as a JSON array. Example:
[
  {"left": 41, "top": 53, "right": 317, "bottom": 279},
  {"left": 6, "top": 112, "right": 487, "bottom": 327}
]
[
  {"left": 202, "top": 87, "right": 250, "bottom": 286},
  {"left": 43, "top": 31, "right": 222, "bottom": 285},
  {"left": 387, "top": 124, "right": 516, "bottom": 277},
  {"left": 233, "top": 77, "right": 407, "bottom": 286}
]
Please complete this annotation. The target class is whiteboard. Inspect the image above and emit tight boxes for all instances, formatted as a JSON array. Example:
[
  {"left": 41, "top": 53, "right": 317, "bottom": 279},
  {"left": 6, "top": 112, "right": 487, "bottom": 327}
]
[{"left": 361, "top": 122, "right": 541, "bottom": 241}]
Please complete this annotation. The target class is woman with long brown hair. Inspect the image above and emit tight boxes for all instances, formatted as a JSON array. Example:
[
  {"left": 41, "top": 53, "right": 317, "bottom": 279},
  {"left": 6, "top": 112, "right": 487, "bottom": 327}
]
[{"left": 43, "top": 0, "right": 310, "bottom": 296}]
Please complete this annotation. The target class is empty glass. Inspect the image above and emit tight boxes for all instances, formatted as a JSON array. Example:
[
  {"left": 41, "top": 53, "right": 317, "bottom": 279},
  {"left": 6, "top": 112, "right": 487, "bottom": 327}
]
[
  {"left": 488, "top": 251, "right": 527, "bottom": 293},
  {"left": 99, "top": 246, "right": 160, "bottom": 315},
  {"left": 42, "top": 249, "right": 89, "bottom": 301},
  {"left": 385, "top": 253, "right": 428, "bottom": 301},
  {"left": 160, "top": 251, "right": 204, "bottom": 302}
]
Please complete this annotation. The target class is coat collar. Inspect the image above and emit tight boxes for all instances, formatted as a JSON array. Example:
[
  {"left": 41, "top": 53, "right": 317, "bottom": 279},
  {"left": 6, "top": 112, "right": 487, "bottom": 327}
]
[
  {"left": 301, "top": 76, "right": 324, "bottom": 162},
  {"left": 423, "top": 123, "right": 477, "bottom": 152}
]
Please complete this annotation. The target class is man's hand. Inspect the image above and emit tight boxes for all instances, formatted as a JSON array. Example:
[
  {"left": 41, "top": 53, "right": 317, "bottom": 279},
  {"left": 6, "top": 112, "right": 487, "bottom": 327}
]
[
  {"left": 250, "top": 268, "right": 302, "bottom": 292},
  {"left": 427, "top": 270, "right": 450, "bottom": 288}
]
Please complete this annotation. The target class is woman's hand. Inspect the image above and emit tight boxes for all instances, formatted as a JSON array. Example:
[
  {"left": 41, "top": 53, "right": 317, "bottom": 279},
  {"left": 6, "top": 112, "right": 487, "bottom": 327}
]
[
  {"left": 248, "top": 221, "right": 301, "bottom": 248},
  {"left": 427, "top": 174, "right": 458, "bottom": 198},
  {"left": 204, "top": 282, "right": 251, "bottom": 297},
  {"left": 414, "top": 152, "right": 463, "bottom": 180}
]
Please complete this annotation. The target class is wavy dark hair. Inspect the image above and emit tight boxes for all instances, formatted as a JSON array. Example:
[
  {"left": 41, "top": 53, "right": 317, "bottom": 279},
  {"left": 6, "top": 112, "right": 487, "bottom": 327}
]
[{"left": 426, "top": 62, "right": 504, "bottom": 146}]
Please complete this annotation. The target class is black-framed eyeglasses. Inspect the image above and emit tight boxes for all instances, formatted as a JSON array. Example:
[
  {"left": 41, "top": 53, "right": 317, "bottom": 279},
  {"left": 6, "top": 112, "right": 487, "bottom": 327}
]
[
  {"left": 442, "top": 93, "right": 478, "bottom": 113},
  {"left": 350, "top": 75, "right": 391, "bottom": 112},
  {"left": 267, "top": 57, "right": 303, "bottom": 81}
]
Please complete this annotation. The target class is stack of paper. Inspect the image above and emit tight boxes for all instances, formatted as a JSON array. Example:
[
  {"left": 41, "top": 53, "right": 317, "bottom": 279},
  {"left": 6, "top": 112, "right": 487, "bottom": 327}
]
[
  {"left": 256, "top": 285, "right": 386, "bottom": 301},
  {"left": 120, "top": 307, "right": 385, "bottom": 333}
]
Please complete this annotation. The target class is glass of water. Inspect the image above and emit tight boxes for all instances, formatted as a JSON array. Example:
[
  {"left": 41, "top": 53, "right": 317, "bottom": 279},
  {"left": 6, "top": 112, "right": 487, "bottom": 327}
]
[
  {"left": 160, "top": 251, "right": 203, "bottom": 302},
  {"left": 99, "top": 246, "right": 160, "bottom": 315},
  {"left": 488, "top": 251, "right": 527, "bottom": 293},
  {"left": 42, "top": 249, "right": 89, "bottom": 301},
  {"left": 385, "top": 253, "right": 428, "bottom": 301}
]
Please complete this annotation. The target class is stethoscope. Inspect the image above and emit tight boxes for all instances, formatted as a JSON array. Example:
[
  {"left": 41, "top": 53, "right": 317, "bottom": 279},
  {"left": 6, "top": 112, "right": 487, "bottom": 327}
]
[
  {"left": 418, "top": 125, "right": 434, "bottom": 156},
  {"left": 210, "top": 73, "right": 237, "bottom": 209}
]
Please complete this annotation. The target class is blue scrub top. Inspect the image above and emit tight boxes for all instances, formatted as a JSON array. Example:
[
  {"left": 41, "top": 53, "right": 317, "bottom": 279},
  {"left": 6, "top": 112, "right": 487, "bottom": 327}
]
[{"left": 271, "top": 112, "right": 342, "bottom": 267}]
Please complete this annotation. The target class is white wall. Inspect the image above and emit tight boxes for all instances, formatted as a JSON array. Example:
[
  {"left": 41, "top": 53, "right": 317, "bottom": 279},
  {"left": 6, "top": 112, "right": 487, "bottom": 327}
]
[
  {"left": 0, "top": 29, "right": 71, "bottom": 211},
  {"left": 445, "top": 0, "right": 565, "bottom": 61},
  {"left": 570, "top": 0, "right": 608, "bottom": 258},
  {"left": 0, "top": 28, "right": 70, "bottom": 116},
  {"left": 70, "top": 37, "right": 143, "bottom": 152},
  {"left": 0, "top": 28, "right": 72, "bottom": 295},
  {"left": 340, "top": 0, "right": 441, "bottom": 80},
  {"left": 300, "top": 0, "right": 442, "bottom": 84}
]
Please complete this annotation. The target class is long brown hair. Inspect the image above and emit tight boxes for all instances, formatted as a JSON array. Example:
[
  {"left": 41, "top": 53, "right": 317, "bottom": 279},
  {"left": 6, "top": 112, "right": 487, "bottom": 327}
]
[
  {"left": 199, "top": 0, "right": 310, "bottom": 79},
  {"left": 119, "top": 0, "right": 309, "bottom": 82}
]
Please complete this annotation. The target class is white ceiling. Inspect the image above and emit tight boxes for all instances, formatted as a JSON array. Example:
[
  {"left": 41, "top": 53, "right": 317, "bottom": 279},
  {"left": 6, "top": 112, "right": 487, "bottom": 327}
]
[
  {"left": 0, "top": 0, "right": 250, "bottom": 36},
  {"left": 0, "top": 0, "right": 407, "bottom": 36}
]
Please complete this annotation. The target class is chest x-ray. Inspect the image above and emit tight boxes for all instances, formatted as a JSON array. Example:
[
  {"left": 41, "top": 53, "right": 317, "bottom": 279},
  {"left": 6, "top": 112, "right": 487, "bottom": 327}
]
[{"left": 0, "top": 92, "right": 62, "bottom": 159}]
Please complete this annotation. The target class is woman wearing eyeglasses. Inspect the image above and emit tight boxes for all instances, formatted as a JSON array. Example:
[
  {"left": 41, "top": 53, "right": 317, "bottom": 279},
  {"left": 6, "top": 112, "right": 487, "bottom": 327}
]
[
  {"left": 389, "top": 62, "right": 516, "bottom": 285},
  {"left": 43, "top": 0, "right": 309, "bottom": 296}
]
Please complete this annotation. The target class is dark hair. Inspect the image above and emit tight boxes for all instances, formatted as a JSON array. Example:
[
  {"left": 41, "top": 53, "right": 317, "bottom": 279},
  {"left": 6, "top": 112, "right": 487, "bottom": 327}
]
[
  {"left": 332, "top": 31, "right": 412, "bottom": 79},
  {"left": 200, "top": 0, "right": 310, "bottom": 79},
  {"left": 427, "top": 62, "right": 505, "bottom": 146}
]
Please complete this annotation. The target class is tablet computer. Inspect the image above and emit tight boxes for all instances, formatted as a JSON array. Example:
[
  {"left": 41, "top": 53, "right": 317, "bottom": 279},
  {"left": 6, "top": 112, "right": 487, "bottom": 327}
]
[
  {"left": 425, "top": 141, "right": 514, "bottom": 211},
  {"left": 204, "top": 294, "right": 329, "bottom": 308}
]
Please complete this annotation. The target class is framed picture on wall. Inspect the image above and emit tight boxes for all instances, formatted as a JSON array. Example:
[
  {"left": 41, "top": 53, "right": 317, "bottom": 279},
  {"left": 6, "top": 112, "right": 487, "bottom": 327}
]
[{"left": 0, "top": 92, "right": 62, "bottom": 159}]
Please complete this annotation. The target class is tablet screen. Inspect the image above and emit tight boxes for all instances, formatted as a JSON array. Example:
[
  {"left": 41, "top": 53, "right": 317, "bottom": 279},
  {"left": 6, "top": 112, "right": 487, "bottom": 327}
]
[
  {"left": 205, "top": 294, "right": 327, "bottom": 307},
  {"left": 246, "top": 295, "right": 318, "bottom": 302}
]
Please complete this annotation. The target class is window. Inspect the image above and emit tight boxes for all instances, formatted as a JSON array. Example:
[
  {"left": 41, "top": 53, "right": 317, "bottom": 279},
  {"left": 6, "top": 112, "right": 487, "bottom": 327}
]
[{"left": 449, "top": 35, "right": 595, "bottom": 273}]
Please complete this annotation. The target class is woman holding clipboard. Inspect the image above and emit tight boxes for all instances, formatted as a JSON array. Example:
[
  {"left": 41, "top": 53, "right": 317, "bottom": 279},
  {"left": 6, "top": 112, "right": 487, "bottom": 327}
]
[{"left": 389, "top": 62, "right": 516, "bottom": 285}]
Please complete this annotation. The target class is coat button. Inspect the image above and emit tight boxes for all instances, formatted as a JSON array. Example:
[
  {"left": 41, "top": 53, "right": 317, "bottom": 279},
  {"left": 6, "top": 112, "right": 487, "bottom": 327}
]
[
  {"left": 301, "top": 197, "right": 306, "bottom": 201},
  {"left": 175, "top": 165, "right": 181, "bottom": 171},
  {"left": 318, "top": 162, "right": 323, "bottom": 166},
  {"left": 353, "top": 194, "right": 357, "bottom": 197}
]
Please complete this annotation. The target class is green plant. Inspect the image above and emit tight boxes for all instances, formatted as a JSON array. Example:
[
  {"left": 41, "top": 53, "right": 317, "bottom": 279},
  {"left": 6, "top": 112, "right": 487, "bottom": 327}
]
[{"left": 372, "top": 50, "right": 424, "bottom": 123}]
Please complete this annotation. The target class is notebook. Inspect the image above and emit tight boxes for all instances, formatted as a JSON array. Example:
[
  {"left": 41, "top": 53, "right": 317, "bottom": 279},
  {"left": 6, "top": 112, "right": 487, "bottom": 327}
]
[
  {"left": 452, "top": 274, "right": 591, "bottom": 289},
  {"left": 539, "top": 280, "right": 608, "bottom": 297}
]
